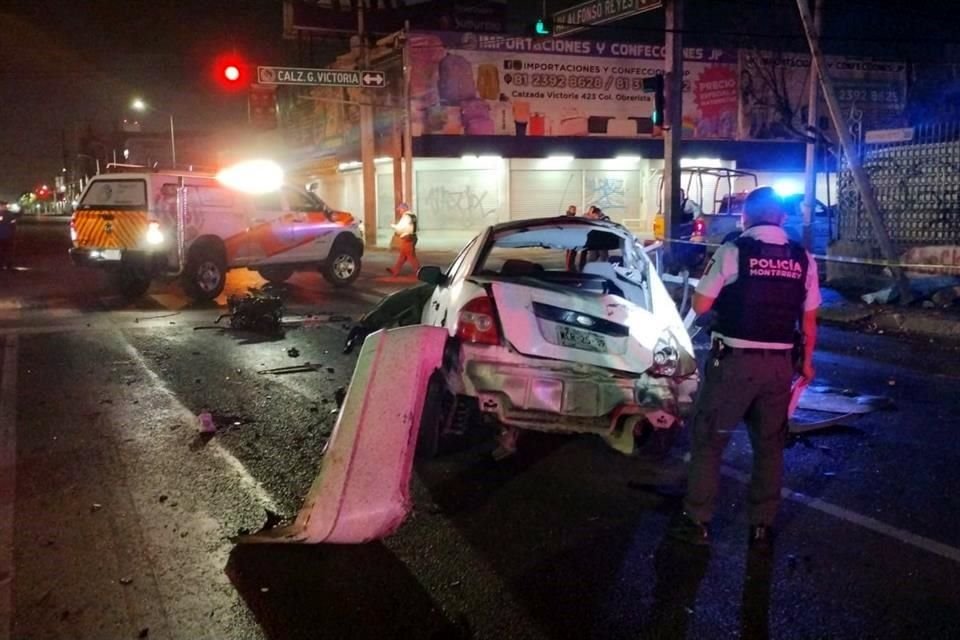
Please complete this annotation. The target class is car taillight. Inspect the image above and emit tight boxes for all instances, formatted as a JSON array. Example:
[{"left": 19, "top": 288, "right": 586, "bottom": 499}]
[
  {"left": 70, "top": 219, "right": 78, "bottom": 242},
  {"left": 693, "top": 218, "right": 705, "bottom": 235},
  {"left": 455, "top": 296, "right": 500, "bottom": 345}
]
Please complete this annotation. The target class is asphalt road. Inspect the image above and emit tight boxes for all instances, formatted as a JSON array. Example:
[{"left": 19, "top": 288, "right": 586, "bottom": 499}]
[{"left": 3, "top": 219, "right": 960, "bottom": 640}]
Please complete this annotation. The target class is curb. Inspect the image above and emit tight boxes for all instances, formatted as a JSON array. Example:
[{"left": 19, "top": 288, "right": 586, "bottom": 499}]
[{"left": 819, "top": 305, "right": 960, "bottom": 344}]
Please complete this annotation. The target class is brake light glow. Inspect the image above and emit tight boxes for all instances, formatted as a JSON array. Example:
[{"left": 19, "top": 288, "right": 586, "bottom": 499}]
[
  {"left": 70, "top": 219, "right": 78, "bottom": 242},
  {"left": 455, "top": 296, "right": 500, "bottom": 345}
]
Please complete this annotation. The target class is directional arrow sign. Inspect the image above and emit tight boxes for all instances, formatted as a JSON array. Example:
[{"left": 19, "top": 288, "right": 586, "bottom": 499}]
[
  {"left": 360, "top": 71, "right": 386, "bottom": 88},
  {"left": 256, "top": 66, "right": 387, "bottom": 88}
]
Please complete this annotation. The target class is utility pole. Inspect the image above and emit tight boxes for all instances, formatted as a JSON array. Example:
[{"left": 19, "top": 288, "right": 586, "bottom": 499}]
[
  {"left": 662, "top": 0, "right": 684, "bottom": 247},
  {"left": 402, "top": 20, "right": 414, "bottom": 211},
  {"left": 801, "top": 0, "right": 823, "bottom": 250},
  {"left": 795, "top": 0, "right": 912, "bottom": 303},
  {"left": 358, "top": 5, "right": 378, "bottom": 247}
]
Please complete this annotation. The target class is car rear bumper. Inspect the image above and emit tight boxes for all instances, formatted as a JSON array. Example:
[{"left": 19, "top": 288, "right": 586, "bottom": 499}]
[
  {"left": 458, "top": 347, "right": 698, "bottom": 434},
  {"left": 70, "top": 247, "right": 169, "bottom": 272}
]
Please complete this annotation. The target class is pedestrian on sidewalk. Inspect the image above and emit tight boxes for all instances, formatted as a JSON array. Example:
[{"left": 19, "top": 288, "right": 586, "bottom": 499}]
[
  {"left": 668, "top": 186, "right": 820, "bottom": 553},
  {"left": 388, "top": 202, "right": 421, "bottom": 276}
]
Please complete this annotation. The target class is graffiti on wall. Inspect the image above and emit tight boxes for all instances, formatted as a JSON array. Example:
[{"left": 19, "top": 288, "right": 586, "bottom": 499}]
[
  {"left": 585, "top": 175, "right": 626, "bottom": 212},
  {"left": 419, "top": 173, "right": 499, "bottom": 229}
]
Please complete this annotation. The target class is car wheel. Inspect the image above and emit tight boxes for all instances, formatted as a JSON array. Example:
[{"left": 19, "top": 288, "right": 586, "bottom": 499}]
[
  {"left": 258, "top": 266, "right": 294, "bottom": 284},
  {"left": 417, "top": 372, "right": 449, "bottom": 459},
  {"left": 183, "top": 244, "right": 227, "bottom": 300},
  {"left": 322, "top": 244, "right": 361, "bottom": 287},
  {"left": 111, "top": 269, "right": 151, "bottom": 299}
]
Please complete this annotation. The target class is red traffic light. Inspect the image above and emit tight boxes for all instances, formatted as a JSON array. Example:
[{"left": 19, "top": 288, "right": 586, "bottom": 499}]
[{"left": 213, "top": 53, "right": 246, "bottom": 90}]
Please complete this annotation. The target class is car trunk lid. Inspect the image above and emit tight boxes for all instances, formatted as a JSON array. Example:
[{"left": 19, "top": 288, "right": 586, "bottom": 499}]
[{"left": 489, "top": 280, "right": 668, "bottom": 375}]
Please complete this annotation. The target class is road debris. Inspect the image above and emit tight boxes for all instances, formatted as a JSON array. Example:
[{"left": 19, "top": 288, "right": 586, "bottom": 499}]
[
  {"left": 257, "top": 362, "right": 321, "bottom": 375},
  {"left": 198, "top": 411, "right": 216, "bottom": 434},
  {"left": 286, "top": 347, "right": 300, "bottom": 358},
  {"left": 119, "top": 577, "right": 133, "bottom": 586},
  {"left": 90, "top": 503, "right": 102, "bottom": 513},
  {"left": 215, "top": 292, "right": 284, "bottom": 333}
]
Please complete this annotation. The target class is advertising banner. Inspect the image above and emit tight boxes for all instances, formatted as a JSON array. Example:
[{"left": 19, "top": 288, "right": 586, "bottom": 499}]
[
  {"left": 407, "top": 31, "right": 739, "bottom": 140},
  {"left": 739, "top": 50, "right": 907, "bottom": 141}
]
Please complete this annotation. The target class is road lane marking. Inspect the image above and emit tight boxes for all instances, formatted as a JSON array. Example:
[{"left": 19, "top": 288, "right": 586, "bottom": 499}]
[
  {"left": 0, "top": 334, "right": 19, "bottom": 640},
  {"left": 121, "top": 342, "right": 279, "bottom": 513},
  {"left": 721, "top": 465, "right": 960, "bottom": 564}
]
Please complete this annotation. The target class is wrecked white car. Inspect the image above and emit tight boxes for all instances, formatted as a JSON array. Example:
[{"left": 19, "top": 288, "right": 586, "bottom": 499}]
[{"left": 415, "top": 216, "right": 699, "bottom": 458}]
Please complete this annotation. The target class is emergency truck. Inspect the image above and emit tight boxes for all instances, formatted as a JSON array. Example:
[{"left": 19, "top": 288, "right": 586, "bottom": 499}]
[{"left": 69, "top": 166, "right": 364, "bottom": 299}]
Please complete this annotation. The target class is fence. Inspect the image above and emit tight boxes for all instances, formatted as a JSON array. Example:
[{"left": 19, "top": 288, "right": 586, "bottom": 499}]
[{"left": 838, "top": 121, "right": 960, "bottom": 248}]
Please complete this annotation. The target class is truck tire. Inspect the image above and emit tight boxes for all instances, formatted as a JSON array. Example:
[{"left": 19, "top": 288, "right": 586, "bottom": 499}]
[
  {"left": 322, "top": 242, "right": 361, "bottom": 287},
  {"left": 182, "top": 243, "right": 227, "bottom": 300},
  {"left": 111, "top": 269, "right": 151, "bottom": 299},
  {"left": 258, "top": 266, "right": 294, "bottom": 284}
]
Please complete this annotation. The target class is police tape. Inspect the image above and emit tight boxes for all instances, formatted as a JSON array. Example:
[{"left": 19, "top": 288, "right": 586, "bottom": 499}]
[{"left": 654, "top": 238, "right": 960, "bottom": 275}]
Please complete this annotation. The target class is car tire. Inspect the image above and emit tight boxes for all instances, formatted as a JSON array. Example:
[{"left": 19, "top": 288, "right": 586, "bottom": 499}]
[
  {"left": 321, "top": 242, "right": 361, "bottom": 287},
  {"left": 182, "top": 243, "right": 227, "bottom": 300},
  {"left": 258, "top": 266, "right": 294, "bottom": 284},
  {"left": 417, "top": 372, "right": 449, "bottom": 459},
  {"left": 111, "top": 269, "right": 151, "bottom": 299}
]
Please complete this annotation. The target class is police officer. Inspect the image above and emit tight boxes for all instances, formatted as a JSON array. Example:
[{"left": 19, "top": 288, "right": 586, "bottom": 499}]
[{"left": 669, "top": 186, "right": 820, "bottom": 552}]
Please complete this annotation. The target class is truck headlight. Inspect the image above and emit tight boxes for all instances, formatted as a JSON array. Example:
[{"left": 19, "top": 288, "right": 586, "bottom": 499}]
[{"left": 146, "top": 221, "right": 164, "bottom": 245}]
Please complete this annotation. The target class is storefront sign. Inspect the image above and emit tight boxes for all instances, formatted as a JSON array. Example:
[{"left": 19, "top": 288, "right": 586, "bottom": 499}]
[
  {"left": 739, "top": 50, "right": 907, "bottom": 141},
  {"left": 407, "top": 31, "right": 738, "bottom": 140}
]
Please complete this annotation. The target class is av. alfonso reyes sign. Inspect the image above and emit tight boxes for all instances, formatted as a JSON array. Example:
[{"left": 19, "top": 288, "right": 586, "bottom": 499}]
[{"left": 407, "top": 31, "right": 738, "bottom": 139}]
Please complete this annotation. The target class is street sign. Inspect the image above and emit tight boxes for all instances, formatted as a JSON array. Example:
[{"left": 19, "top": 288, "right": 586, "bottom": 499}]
[
  {"left": 553, "top": 0, "right": 662, "bottom": 37},
  {"left": 256, "top": 66, "right": 386, "bottom": 89}
]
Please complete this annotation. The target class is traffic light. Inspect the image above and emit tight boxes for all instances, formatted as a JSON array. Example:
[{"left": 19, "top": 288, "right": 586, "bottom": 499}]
[
  {"left": 248, "top": 84, "right": 278, "bottom": 130},
  {"left": 532, "top": 18, "right": 552, "bottom": 36},
  {"left": 223, "top": 64, "right": 241, "bottom": 83},
  {"left": 642, "top": 74, "right": 665, "bottom": 127},
  {"left": 213, "top": 53, "right": 247, "bottom": 91}
]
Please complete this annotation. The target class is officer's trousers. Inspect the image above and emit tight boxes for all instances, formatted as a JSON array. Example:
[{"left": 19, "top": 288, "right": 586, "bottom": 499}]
[{"left": 684, "top": 347, "right": 794, "bottom": 526}]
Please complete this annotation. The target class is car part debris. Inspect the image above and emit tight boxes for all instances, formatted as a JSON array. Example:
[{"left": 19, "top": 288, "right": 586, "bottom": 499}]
[
  {"left": 257, "top": 363, "right": 321, "bottom": 375},
  {"left": 343, "top": 283, "right": 436, "bottom": 353},
  {"left": 198, "top": 410, "right": 216, "bottom": 434},
  {"left": 237, "top": 325, "right": 447, "bottom": 544},
  {"left": 215, "top": 292, "right": 284, "bottom": 333}
]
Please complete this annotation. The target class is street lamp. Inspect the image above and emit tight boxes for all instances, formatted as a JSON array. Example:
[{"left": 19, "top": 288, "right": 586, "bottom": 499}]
[{"left": 131, "top": 98, "right": 177, "bottom": 168}]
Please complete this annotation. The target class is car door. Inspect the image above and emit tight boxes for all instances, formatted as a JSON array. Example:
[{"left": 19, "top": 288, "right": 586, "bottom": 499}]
[
  {"left": 282, "top": 187, "right": 339, "bottom": 261},
  {"left": 422, "top": 234, "right": 484, "bottom": 327},
  {"left": 245, "top": 190, "right": 290, "bottom": 265}
]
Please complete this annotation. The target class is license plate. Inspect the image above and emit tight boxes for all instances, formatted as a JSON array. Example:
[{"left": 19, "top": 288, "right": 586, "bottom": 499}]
[
  {"left": 102, "top": 249, "right": 121, "bottom": 261},
  {"left": 557, "top": 326, "right": 607, "bottom": 352}
]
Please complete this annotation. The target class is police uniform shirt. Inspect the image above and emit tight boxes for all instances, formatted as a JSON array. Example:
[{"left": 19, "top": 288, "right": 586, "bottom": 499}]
[{"left": 695, "top": 225, "right": 821, "bottom": 349}]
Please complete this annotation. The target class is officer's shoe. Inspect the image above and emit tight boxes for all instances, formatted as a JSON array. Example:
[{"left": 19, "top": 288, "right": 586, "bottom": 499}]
[
  {"left": 748, "top": 525, "right": 774, "bottom": 554},
  {"left": 667, "top": 511, "right": 710, "bottom": 546}
]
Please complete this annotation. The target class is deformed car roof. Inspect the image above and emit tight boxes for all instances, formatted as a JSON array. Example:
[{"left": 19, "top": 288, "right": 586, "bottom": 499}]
[{"left": 489, "top": 216, "right": 633, "bottom": 236}]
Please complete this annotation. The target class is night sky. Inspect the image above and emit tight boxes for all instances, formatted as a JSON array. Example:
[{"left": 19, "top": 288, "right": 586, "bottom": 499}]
[{"left": 0, "top": 0, "right": 285, "bottom": 201}]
